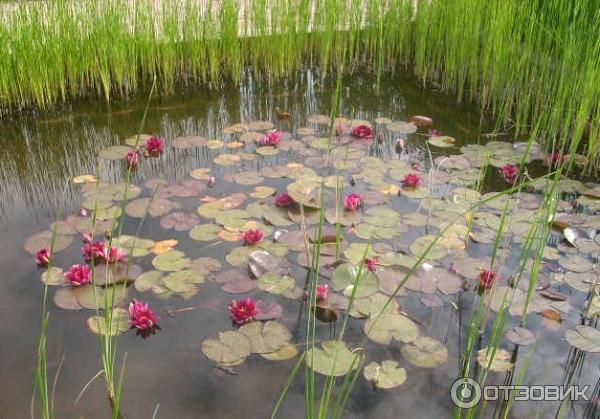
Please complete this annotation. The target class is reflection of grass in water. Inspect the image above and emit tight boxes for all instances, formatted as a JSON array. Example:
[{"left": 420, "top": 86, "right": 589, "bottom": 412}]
[{"left": 0, "top": 0, "right": 598, "bottom": 169}]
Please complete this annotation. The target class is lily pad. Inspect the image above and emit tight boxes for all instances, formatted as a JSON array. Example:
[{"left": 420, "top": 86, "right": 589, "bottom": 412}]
[
  {"left": 364, "top": 313, "right": 419, "bottom": 345},
  {"left": 506, "top": 327, "right": 536, "bottom": 346},
  {"left": 25, "top": 231, "right": 73, "bottom": 255},
  {"left": 331, "top": 263, "right": 379, "bottom": 298},
  {"left": 238, "top": 321, "right": 292, "bottom": 354},
  {"left": 152, "top": 250, "right": 191, "bottom": 272},
  {"left": 87, "top": 308, "right": 130, "bottom": 336},
  {"left": 401, "top": 336, "right": 448, "bottom": 368},
  {"left": 565, "top": 326, "right": 600, "bottom": 353},
  {"left": 201, "top": 330, "right": 251, "bottom": 366},
  {"left": 428, "top": 135, "right": 455, "bottom": 148},
  {"left": 125, "top": 197, "right": 173, "bottom": 218},
  {"left": 41, "top": 267, "right": 65, "bottom": 285},
  {"left": 476, "top": 347, "right": 514, "bottom": 372},
  {"left": 99, "top": 145, "right": 132, "bottom": 160},
  {"left": 189, "top": 224, "right": 221, "bottom": 241},
  {"left": 364, "top": 360, "right": 407, "bottom": 389},
  {"left": 305, "top": 340, "right": 360, "bottom": 377}
]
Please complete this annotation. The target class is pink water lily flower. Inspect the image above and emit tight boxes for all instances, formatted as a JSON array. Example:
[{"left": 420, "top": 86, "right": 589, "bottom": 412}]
[
  {"left": 547, "top": 151, "right": 566, "bottom": 168},
  {"left": 395, "top": 138, "right": 405, "bottom": 152},
  {"left": 259, "top": 131, "right": 282, "bottom": 147},
  {"left": 402, "top": 173, "right": 423, "bottom": 189},
  {"left": 207, "top": 175, "right": 216, "bottom": 188},
  {"left": 78, "top": 208, "right": 89, "bottom": 217},
  {"left": 106, "top": 246, "right": 127, "bottom": 264},
  {"left": 64, "top": 264, "right": 92, "bottom": 286},
  {"left": 351, "top": 124, "right": 373, "bottom": 140},
  {"left": 35, "top": 247, "right": 51, "bottom": 268},
  {"left": 228, "top": 298, "right": 260, "bottom": 325},
  {"left": 478, "top": 269, "right": 498, "bottom": 290},
  {"left": 428, "top": 129, "right": 442, "bottom": 137},
  {"left": 316, "top": 284, "right": 328, "bottom": 301},
  {"left": 82, "top": 240, "right": 106, "bottom": 263},
  {"left": 275, "top": 192, "right": 295, "bottom": 207},
  {"left": 365, "top": 256, "right": 379, "bottom": 272},
  {"left": 145, "top": 136, "right": 165, "bottom": 158},
  {"left": 500, "top": 164, "right": 519, "bottom": 185},
  {"left": 243, "top": 229, "right": 264, "bottom": 246},
  {"left": 82, "top": 232, "right": 93, "bottom": 244},
  {"left": 129, "top": 299, "right": 160, "bottom": 337},
  {"left": 125, "top": 150, "right": 140, "bottom": 168},
  {"left": 344, "top": 193, "right": 363, "bottom": 211}
]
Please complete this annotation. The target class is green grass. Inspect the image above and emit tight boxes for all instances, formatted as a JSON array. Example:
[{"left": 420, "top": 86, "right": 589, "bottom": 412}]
[{"left": 0, "top": 0, "right": 597, "bottom": 169}]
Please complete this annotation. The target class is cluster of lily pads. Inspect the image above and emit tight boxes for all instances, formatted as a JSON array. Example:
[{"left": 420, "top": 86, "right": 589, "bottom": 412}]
[{"left": 27, "top": 113, "right": 600, "bottom": 390}]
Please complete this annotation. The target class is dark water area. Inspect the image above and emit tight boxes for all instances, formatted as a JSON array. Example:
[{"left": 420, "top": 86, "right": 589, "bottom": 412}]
[{"left": 0, "top": 70, "right": 597, "bottom": 419}]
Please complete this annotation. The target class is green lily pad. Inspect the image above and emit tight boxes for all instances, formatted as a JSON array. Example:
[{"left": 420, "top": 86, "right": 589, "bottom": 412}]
[
  {"left": 25, "top": 231, "right": 73, "bottom": 255},
  {"left": 201, "top": 330, "right": 251, "bottom": 366},
  {"left": 258, "top": 273, "right": 295, "bottom": 294},
  {"left": 256, "top": 146, "right": 280, "bottom": 156},
  {"left": 428, "top": 135, "right": 456, "bottom": 148},
  {"left": 99, "top": 145, "right": 132, "bottom": 160},
  {"left": 238, "top": 321, "right": 292, "bottom": 354},
  {"left": 152, "top": 250, "right": 191, "bottom": 272},
  {"left": 409, "top": 235, "right": 449, "bottom": 260},
  {"left": 189, "top": 224, "right": 221, "bottom": 241},
  {"left": 87, "top": 308, "right": 130, "bottom": 336},
  {"left": 112, "top": 235, "right": 155, "bottom": 257},
  {"left": 343, "top": 243, "right": 376, "bottom": 264},
  {"left": 125, "top": 197, "right": 173, "bottom": 218},
  {"left": 260, "top": 343, "right": 299, "bottom": 361},
  {"left": 305, "top": 340, "right": 360, "bottom": 377},
  {"left": 216, "top": 209, "right": 252, "bottom": 229},
  {"left": 401, "top": 336, "right": 448, "bottom": 368},
  {"left": 331, "top": 263, "right": 379, "bottom": 298},
  {"left": 364, "top": 313, "right": 419, "bottom": 345},
  {"left": 41, "top": 267, "right": 65, "bottom": 285},
  {"left": 214, "top": 154, "right": 242, "bottom": 166},
  {"left": 353, "top": 293, "right": 398, "bottom": 316},
  {"left": 565, "top": 326, "right": 600, "bottom": 353},
  {"left": 226, "top": 246, "right": 254, "bottom": 267},
  {"left": 363, "top": 360, "right": 407, "bottom": 389},
  {"left": 135, "top": 271, "right": 164, "bottom": 292}
]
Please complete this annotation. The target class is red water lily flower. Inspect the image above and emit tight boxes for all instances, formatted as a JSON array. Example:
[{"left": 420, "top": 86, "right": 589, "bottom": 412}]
[
  {"left": 351, "top": 124, "right": 373, "bottom": 140},
  {"left": 82, "top": 240, "right": 106, "bottom": 264},
  {"left": 344, "top": 193, "right": 363, "bottom": 211},
  {"left": 500, "top": 164, "right": 519, "bottom": 185},
  {"left": 228, "top": 298, "right": 260, "bottom": 325},
  {"left": 35, "top": 247, "right": 51, "bottom": 268},
  {"left": 478, "top": 269, "right": 498, "bottom": 290},
  {"left": 259, "top": 131, "right": 282, "bottom": 147},
  {"left": 316, "top": 284, "right": 329, "bottom": 301},
  {"left": 125, "top": 150, "right": 140, "bottom": 168},
  {"left": 145, "top": 136, "right": 165, "bottom": 158},
  {"left": 207, "top": 175, "right": 216, "bottom": 188},
  {"left": 428, "top": 129, "right": 442, "bottom": 137},
  {"left": 129, "top": 299, "right": 160, "bottom": 337},
  {"left": 106, "top": 246, "right": 127, "bottom": 264},
  {"left": 365, "top": 256, "right": 379, "bottom": 272},
  {"left": 547, "top": 151, "right": 566, "bottom": 168},
  {"left": 243, "top": 229, "right": 264, "bottom": 246},
  {"left": 275, "top": 192, "right": 295, "bottom": 207},
  {"left": 64, "top": 264, "right": 92, "bottom": 286},
  {"left": 402, "top": 173, "right": 423, "bottom": 189}
]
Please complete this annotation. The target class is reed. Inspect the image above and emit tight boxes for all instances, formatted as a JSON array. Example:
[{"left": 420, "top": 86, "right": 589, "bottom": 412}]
[{"left": 0, "top": 0, "right": 597, "bottom": 168}]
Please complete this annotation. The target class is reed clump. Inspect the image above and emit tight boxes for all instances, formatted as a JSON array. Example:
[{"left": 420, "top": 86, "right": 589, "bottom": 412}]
[{"left": 0, "top": 0, "right": 598, "bottom": 169}]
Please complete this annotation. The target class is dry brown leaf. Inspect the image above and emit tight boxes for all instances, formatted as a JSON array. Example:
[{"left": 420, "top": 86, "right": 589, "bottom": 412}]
[{"left": 152, "top": 239, "right": 179, "bottom": 254}]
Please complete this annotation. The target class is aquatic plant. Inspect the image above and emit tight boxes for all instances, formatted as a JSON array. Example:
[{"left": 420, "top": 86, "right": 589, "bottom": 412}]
[
  {"left": 64, "top": 264, "right": 92, "bottom": 286},
  {"left": 243, "top": 229, "right": 264, "bottom": 246},
  {"left": 364, "top": 256, "right": 378, "bottom": 272},
  {"left": 35, "top": 247, "right": 52, "bottom": 268},
  {"left": 402, "top": 173, "right": 422, "bottom": 188},
  {"left": 128, "top": 299, "right": 160, "bottom": 337},
  {"left": 316, "top": 284, "right": 329, "bottom": 302},
  {"left": 343, "top": 193, "right": 363, "bottom": 211},
  {"left": 351, "top": 124, "right": 373, "bottom": 140},
  {"left": 259, "top": 131, "right": 283, "bottom": 146},
  {"left": 145, "top": 136, "right": 165, "bottom": 158},
  {"left": 275, "top": 192, "right": 295, "bottom": 207},
  {"left": 228, "top": 298, "right": 260, "bottom": 325}
]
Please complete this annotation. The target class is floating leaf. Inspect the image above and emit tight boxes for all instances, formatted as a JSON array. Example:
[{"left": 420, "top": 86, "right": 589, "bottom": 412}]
[
  {"left": 331, "top": 263, "right": 379, "bottom": 298},
  {"left": 305, "top": 340, "right": 360, "bottom": 377},
  {"left": 364, "top": 313, "right": 419, "bottom": 345},
  {"left": 135, "top": 271, "right": 164, "bottom": 292},
  {"left": 73, "top": 174, "right": 98, "bottom": 184},
  {"left": 160, "top": 212, "right": 201, "bottom": 231},
  {"left": 409, "top": 235, "right": 449, "bottom": 260},
  {"left": 41, "top": 267, "right": 65, "bottom": 285},
  {"left": 559, "top": 255, "right": 592, "bottom": 273},
  {"left": 565, "top": 326, "right": 600, "bottom": 353},
  {"left": 201, "top": 330, "right": 251, "bottom": 366},
  {"left": 506, "top": 327, "right": 536, "bottom": 346},
  {"left": 363, "top": 361, "right": 407, "bottom": 389},
  {"left": 476, "top": 347, "right": 514, "bottom": 372},
  {"left": 152, "top": 250, "right": 190, "bottom": 272},
  {"left": 428, "top": 135, "right": 455, "bottom": 148},
  {"left": 99, "top": 145, "right": 132, "bottom": 160},
  {"left": 152, "top": 239, "right": 179, "bottom": 254},
  {"left": 25, "top": 231, "right": 73, "bottom": 255},
  {"left": 87, "top": 308, "right": 130, "bottom": 336},
  {"left": 258, "top": 273, "right": 295, "bottom": 294},
  {"left": 401, "top": 336, "right": 448, "bottom": 368},
  {"left": 189, "top": 224, "right": 221, "bottom": 241},
  {"left": 239, "top": 321, "right": 292, "bottom": 354},
  {"left": 260, "top": 344, "right": 298, "bottom": 361},
  {"left": 248, "top": 250, "right": 291, "bottom": 278},
  {"left": 125, "top": 197, "right": 173, "bottom": 218}
]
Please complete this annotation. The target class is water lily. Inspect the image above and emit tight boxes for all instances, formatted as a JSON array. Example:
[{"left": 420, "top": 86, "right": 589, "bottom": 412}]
[
  {"left": 145, "top": 136, "right": 165, "bottom": 158},
  {"left": 207, "top": 175, "right": 216, "bottom": 188},
  {"left": 228, "top": 298, "right": 260, "bottom": 325},
  {"left": 351, "top": 124, "right": 373, "bottom": 140},
  {"left": 78, "top": 208, "right": 89, "bottom": 217},
  {"left": 500, "top": 164, "right": 519, "bottom": 185},
  {"left": 275, "top": 192, "right": 295, "bottom": 207},
  {"left": 344, "top": 193, "right": 363, "bottom": 211},
  {"left": 243, "top": 228, "right": 264, "bottom": 246},
  {"left": 64, "top": 264, "right": 92, "bottom": 286},
  {"left": 259, "top": 131, "right": 282, "bottom": 147},
  {"left": 82, "top": 240, "right": 106, "bottom": 263},
  {"left": 395, "top": 138, "right": 405, "bottom": 152},
  {"left": 35, "top": 247, "right": 51, "bottom": 268},
  {"left": 82, "top": 232, "right": 93, "bottom": 244},
  {"left": 129, "top": 299, "right": 160, "bottom": 337},
  {"left": 365, "top": 256, "right": 379, "bottom": 272},
  {"left": 547, "top": 151, "right": 566, "bottom": 168},
  {"left": 106, "top": 246, "right": 127, "bottom": 264},
  {"left": 402, "top": 173, "right": 423, "bottom": 189},
  {"left": 125, "top": 150, "right": 140, "bottom": 168},
  {"left": 428, "top": 129, "right": 442, "bottom": 137},
  {"left": 316, "top": 284, "right": 328, "bottom": 301},
  {"left": 478, "top": 269, "right": 498, "bottom": 290}
]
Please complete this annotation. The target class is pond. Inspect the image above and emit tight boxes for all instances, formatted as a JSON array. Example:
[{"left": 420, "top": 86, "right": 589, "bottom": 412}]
[{"left": 0, "top": 70, "right": 598, "bottom": 418}]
